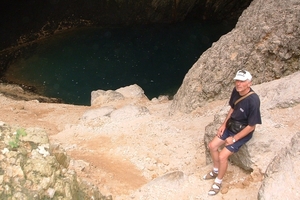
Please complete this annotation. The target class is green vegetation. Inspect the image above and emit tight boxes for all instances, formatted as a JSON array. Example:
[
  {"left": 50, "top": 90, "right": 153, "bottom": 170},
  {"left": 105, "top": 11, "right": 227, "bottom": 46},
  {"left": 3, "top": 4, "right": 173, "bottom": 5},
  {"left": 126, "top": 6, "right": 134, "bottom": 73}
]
[{"left": 9, "top": 128, "right": 27, "bottom": 148}]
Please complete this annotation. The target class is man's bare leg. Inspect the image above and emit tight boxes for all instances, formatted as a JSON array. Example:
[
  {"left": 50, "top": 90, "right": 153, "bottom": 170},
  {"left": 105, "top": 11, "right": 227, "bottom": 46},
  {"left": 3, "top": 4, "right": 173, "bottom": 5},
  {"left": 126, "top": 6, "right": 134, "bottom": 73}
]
[
  {"left": 217, "top": 147, "right": 233, "bottom": 179},
  {"left": 209, "top": 136, "right": 226, "bottom": 170},
  {"left": 207, "top": 140, "right": 233, "bottom": 195}
]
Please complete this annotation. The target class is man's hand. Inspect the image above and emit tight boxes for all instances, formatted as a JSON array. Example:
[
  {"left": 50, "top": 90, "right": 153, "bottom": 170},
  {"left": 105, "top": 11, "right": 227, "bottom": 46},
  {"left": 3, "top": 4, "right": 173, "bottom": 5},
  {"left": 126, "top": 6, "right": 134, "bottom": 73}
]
[
  {"left": 225, "top": 136, "right": 235, "bottom": 145},
  {"left": 216, "top": 124, "right": 226, "bottom": 138}
]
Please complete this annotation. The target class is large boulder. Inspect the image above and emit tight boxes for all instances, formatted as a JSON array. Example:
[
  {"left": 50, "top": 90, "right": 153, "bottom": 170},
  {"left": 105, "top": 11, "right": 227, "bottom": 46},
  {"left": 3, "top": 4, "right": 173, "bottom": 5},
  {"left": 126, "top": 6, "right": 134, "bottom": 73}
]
[
  {"left": 171, "top": 0, "right": 300, "bottom": 113},
  {"left": 258, "top": 131, "right": 300, "bottom": 199},
  {"left": 91, "top": 84, "right": 149, "bottom": 107},
  {"left": 84, "top": 84, "right": 150, "bottom": 126}
]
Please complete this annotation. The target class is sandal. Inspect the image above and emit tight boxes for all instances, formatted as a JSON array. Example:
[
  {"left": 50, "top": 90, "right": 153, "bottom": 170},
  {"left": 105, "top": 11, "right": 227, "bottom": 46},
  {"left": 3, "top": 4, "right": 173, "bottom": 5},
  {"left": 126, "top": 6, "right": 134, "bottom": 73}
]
[
  {"left": 208, "top": 182, "right": 221, "bottom": 196},
  {"left": 203, "top": 171, "right": 218, "bottom": 180}
]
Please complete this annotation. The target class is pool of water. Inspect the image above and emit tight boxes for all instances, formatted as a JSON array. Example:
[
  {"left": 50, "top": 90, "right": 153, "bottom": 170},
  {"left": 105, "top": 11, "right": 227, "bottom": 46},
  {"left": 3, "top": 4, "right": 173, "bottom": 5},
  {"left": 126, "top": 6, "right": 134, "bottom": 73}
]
[{"left": 5, "top": 20, "right": 236, "bottom": 105}]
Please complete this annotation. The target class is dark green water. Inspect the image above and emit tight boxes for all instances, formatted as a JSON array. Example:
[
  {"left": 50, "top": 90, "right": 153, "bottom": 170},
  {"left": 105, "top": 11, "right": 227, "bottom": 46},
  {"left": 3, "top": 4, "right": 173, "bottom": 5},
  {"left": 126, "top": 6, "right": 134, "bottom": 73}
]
[{"left": 6, "top": 20, "right": 236, "bottom": 105}]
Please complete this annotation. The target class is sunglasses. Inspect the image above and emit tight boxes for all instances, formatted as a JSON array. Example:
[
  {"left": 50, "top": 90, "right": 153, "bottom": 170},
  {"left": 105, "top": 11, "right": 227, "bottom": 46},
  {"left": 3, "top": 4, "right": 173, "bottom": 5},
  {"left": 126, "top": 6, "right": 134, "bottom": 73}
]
[{"left": 238, "top": 70, "right": 247, "bottom": 74}]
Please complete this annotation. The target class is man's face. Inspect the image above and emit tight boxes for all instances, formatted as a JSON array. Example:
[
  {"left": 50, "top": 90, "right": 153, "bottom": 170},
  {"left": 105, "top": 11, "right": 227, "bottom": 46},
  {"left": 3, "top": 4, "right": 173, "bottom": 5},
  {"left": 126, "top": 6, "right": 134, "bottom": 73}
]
[{"left": 235, "top": 80, "right": 252, "bottom": 93}]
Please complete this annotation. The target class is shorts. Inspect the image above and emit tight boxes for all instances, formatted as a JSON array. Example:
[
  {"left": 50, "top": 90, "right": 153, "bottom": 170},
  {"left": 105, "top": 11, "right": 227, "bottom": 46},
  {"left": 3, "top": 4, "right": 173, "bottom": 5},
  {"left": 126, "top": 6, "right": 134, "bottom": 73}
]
[{"left": 219, "top": 128, "right": 253, "bottom": 153}]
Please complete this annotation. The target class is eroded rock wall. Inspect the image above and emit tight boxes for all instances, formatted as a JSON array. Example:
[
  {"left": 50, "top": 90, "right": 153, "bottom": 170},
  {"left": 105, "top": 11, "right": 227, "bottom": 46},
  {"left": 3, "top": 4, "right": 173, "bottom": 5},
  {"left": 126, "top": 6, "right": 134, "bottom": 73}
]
[
  {"left": 258, "top": 132, "right": 300, "bottom": 199},
  {"left": 0, "top": 123, "right": 111, "bottom": 200},
  {"left": 171, "top": 0, "right": 300, "bottom": 113}
]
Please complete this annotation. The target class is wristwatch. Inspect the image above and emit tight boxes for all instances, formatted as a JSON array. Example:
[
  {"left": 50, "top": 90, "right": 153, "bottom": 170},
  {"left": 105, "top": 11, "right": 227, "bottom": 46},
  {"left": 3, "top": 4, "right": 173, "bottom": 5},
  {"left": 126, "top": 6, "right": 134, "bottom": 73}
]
[{"left": 232, "top": 137, "right": 236, "bottom": 143}]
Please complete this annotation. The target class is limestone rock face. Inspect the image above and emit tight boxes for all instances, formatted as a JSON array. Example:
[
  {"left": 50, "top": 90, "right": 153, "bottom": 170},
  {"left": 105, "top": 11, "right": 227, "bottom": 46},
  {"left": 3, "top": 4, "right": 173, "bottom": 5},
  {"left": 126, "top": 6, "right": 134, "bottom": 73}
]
[
  {"left": 91, "top": 84, "right": 149, "bottom": 107},
  {"left": 0, "top": 124, "right": 110, "bottom": 200},
  {"left": 132, "top": 171, "right": 188, "bottom": 199},
  {"left": 258, "top": 132, "right": 300, "bottom": 200},
  {"left": 91, "top": 90, "right": 125, "bottom": 107},
  {"left": 171, "top": 0, "right": 300, "bottom": 113}
]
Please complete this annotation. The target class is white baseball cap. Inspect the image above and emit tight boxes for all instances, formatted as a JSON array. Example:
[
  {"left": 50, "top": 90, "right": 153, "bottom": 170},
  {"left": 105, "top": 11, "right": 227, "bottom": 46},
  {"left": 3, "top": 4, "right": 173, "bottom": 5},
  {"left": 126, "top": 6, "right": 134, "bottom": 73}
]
[{"left": 233, "top": 70, "right": 252, "bottom": 81}]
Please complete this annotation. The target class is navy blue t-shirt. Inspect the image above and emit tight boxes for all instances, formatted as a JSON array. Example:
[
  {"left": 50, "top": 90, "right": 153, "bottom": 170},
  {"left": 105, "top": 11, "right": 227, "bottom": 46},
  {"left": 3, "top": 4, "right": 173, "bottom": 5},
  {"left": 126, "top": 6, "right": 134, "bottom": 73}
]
[{"left": 229, "top": 88, "right": 262, "bottom": 126}]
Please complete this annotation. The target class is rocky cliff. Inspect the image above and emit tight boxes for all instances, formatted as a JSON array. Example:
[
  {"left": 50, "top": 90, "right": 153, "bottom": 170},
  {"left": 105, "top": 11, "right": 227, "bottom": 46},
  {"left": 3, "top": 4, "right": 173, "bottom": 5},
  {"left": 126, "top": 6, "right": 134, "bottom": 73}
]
[
  {"left": 0, "top": 124, "right": 111, "bottom": 199},
  {"left": 171, "top": 0, "right": 300, "bottom": 113}
]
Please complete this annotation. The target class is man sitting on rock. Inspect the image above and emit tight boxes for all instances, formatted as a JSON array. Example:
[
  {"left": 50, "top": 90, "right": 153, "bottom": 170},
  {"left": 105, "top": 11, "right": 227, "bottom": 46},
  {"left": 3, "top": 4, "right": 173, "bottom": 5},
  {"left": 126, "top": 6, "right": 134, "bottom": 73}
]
[{"left": 203, "top": 69, "right": 262, "bottom": 195}]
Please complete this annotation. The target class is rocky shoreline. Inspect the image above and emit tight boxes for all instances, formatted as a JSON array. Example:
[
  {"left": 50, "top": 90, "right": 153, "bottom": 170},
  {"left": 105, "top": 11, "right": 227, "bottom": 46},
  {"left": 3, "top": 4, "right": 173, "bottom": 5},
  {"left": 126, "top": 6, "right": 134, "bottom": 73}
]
[{"left": 0, "top": 82, "right": 62, "bottom": 103}]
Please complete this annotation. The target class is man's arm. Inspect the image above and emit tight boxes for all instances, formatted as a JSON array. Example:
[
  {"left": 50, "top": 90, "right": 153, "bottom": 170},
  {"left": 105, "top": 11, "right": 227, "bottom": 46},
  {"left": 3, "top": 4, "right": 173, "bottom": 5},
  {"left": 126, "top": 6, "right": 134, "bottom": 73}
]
[
  {"left": 233, "top": 125, "right": 256, "bottom": 141},
  {"left": 223, "top": 108, "right": 234, "bottom": 126},
  {"left": 226, "top": 125, "right": 256, "bottom": 145},
  {"left": 217, "top": 107, "right": 234, "bottom": 137}
]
